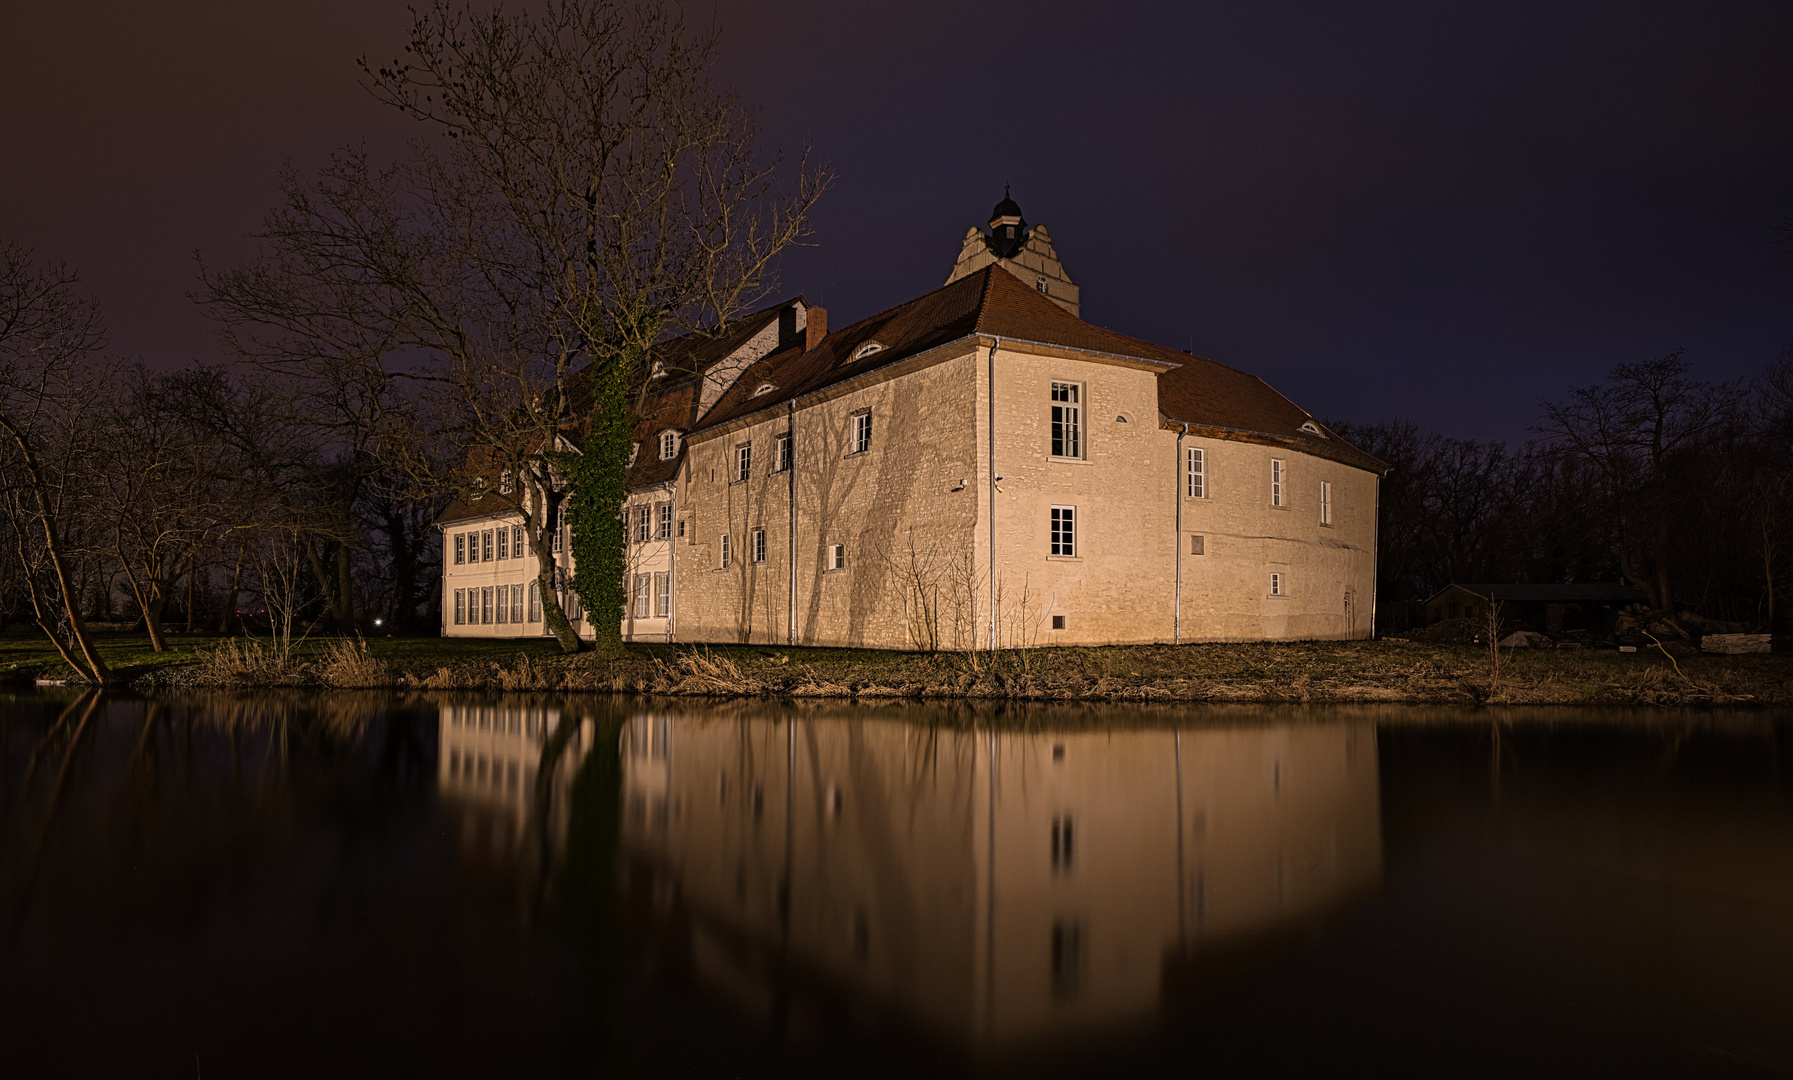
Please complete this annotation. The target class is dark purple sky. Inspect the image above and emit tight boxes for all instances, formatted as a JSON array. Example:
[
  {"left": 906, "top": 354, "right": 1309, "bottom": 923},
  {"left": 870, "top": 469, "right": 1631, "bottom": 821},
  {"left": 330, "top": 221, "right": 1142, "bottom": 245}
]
[{"left": 4, "top": 0, "right": 1790, "bottom": 440}]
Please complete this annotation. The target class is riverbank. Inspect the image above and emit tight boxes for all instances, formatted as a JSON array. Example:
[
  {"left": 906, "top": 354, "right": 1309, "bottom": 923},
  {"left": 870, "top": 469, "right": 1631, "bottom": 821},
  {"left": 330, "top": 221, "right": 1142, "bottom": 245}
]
[{"left": 2, "top": 629, "right": 1787, "bottom": 706}]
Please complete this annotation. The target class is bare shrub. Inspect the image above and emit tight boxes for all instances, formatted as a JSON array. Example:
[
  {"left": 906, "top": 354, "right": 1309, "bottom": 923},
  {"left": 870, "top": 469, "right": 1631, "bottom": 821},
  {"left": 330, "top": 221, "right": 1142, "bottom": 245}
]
[
  {"left": 193, "top": 639, "right": 305, "bottom": 686},
  {"left": 317, "top": 636, "right": 388, "bottom": 688}
]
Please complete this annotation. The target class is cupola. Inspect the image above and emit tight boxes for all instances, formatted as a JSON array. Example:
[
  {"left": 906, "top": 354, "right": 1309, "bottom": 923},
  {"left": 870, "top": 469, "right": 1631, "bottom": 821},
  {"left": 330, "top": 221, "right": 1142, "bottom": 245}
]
[{"left": 987, "top": 185, "right": 1028, "bottom": 258}]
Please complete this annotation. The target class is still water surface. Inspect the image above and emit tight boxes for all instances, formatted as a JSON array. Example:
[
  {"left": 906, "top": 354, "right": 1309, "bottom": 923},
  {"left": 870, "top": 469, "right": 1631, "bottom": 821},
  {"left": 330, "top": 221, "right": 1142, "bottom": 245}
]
[{"left": 3, "top": 692, "right": 1791, "bottom": 1077}]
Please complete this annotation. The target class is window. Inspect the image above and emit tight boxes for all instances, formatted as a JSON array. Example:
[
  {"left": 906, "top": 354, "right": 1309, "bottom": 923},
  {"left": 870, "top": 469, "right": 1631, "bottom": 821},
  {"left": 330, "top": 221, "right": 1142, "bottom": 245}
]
[
  {"left": 510, "top": 586, "right": 523, "bottom": 623},
  {"left": 633, "top": 574, "right": 651, "bottom": 618},
  {"left": 1271, "top": 458, "right": 1284, "bottom": 507},
  {"left": 1052, "top": 614, "right": 1066, "bottom": 630},
  {"left": 512, "top": 525, "right": 524, "bottom": 557},
  {"left": 1190, "top": 534, "right": 1205, "bottom": 555},
  {"left": 454, "top": 534, "right": 465, "bottom": 564},
  {"left": 528, "top": 581, "right": 542, "bottom": 622},
  {"left": 453, "top": 589, "right": 466, "bottom": 625},
  {"left": 751, "top": 528, "right": 767, "bottom": 564},
  {"left": 497, "top": 527, "right": 508, "bottom": 560},
  {"left": 654, "top": 572, "right": 671, "bottom": 617},
  {"left": 634, "top": 504, "right": 651, "bottom": 543},
  {"left": 552, "top": 524, "right": 562, "bottom": 553},
  {"left": 1270, "top": 572, "right": 1285, "bottom": 597},
  {"left": 482, "top": 530, "right": 494, "bottom": 561},
  {"left": 481, "top": 586, "right": 494, "bottom": 624},
  {"left": 734, "top": 442, "right": 752, "bottom": 482},
  {"left": 1050, "top": 506, "right": 1076, "bottom": 556},
  {"left": 1300, "top": 420, "right": 1322, "bottom": 435},
  {"left": 1320, "top": 480, "right": 1332, "bottom": 525},
  {"left": 655, "top": 502, "right": 672, "bottom": 541},
  {"left": 659, "top": 430, "right": 678, "bottom": 460},
  {"left": 774, "top": 431, "right": 791, "bottom": 473},
  {"left": 753, "top": 382, "right": 776, "bottom": 396},
  {"left": 496, "top": 585, "right": 510, "bottom": 624},
  {"left": 852, "top": 341, "right": 883, "bottom": 360},
  {"left": 499, "top": 469, "right": 512, "bottom": 495},
  {"left": 1051, "top": 382, "right": 1081, "bottom": 458},
  {"left": 1187, "top": 447, "right": 1205, "bottom": 498},
  {"left": 1036, "top": 276, "right": 1048, "bottom": 293},
  {"left": 828, "top": 543, "right": 846, "bottom": 571},
  {"left": 850, "top": 411, "right": 872, "bottom": 455},
  {"left": 565, "top": 589, "right": 583, "bottom": 621},
  {"left": 719, "top": 534, "right": 731, "bottom": 569}
]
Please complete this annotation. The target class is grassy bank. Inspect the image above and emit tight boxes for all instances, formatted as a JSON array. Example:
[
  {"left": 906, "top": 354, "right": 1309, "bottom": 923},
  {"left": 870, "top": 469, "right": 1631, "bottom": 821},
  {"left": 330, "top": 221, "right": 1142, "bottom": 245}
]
[{"left": 2, "top": 627, "right": 1787, "bottom": 706}]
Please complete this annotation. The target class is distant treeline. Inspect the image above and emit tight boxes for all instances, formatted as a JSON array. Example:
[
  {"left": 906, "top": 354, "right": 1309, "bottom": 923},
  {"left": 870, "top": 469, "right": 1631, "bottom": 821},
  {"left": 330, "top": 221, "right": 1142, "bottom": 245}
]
[{"left": 1332, "top": 348, "right": 1793, "bottom": 634}]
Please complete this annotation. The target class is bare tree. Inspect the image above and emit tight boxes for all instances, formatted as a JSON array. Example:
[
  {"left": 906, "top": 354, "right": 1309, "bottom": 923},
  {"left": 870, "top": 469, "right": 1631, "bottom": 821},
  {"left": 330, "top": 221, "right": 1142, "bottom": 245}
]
[
  {"left": 0, "top": 243, "right": 111, "bottom": 682},
  {"left": 199, "top": 0, "right": 829, "bottom": 653}
]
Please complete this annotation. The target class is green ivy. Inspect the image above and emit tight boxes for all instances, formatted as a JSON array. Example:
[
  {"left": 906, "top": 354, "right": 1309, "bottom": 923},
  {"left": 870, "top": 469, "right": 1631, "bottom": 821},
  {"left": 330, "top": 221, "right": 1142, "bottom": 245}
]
[{"left": 567, "top": 360, "right": 632, "bottom": 652}]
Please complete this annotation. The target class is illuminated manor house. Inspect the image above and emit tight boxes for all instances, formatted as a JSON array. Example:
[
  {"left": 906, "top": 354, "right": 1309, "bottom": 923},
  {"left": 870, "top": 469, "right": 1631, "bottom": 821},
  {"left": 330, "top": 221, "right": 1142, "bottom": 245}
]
[{"left": 438, "top": 194, "right": 1386, "bottom": 647}]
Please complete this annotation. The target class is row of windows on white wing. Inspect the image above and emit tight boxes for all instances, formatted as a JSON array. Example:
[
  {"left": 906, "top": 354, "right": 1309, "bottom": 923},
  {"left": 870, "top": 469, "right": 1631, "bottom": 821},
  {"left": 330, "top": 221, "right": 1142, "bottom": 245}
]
[
  {"left": 451, "top": 581, "right": 581, "bottom": 625},
  {"left": 452, "top": 524, "right": 565, "bottom": 565},
  {"left": 1186, "top": 448, "right": 1335, "bottom": 525},
  {"left": 628, "top": 502, "right": 676, "bottom": 544}
]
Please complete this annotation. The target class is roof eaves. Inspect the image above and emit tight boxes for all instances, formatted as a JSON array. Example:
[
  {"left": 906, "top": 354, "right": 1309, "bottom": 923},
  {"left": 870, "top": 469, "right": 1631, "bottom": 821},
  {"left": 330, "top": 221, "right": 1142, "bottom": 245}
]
[{"left": 1160, "top": 415, "right": 1389, "bottom": 474}]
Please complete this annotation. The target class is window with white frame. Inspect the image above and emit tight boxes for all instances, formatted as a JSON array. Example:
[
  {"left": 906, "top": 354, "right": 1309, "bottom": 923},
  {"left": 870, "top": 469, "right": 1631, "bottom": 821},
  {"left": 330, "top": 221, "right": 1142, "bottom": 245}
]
[
  {"left": 453, "top": 589, "right": 466, "bottom": 624},
  {"left": 734, "top": 442, "right": 752, "bottom": 482},
  {"left": 850, "top": 411, "right": 872, "bottom": 455},
  {"left": 454, "top": 534, "right": 465, "bottom": 564},
  {"left": 827, "top": 543, "right": 846, "bottom": 571},
  {"left": 1320, "top": 480, "right": 1332, "bottom": 525},
  {"left": 1270, "top": 458, "right": 1284, "bottom": 507},
  {"left": 1187, "top": 446, "right": 1205, "bottom": 498},
  {"left": 499, "top": 469, "right": 513, "bottom": 495},
  {"left": 482, "top": 530, "right": 494, "bottom": 561},
  {"left": 751, "top": 528, "right": 767, "bottom": 564},
  {"left": 481, "top": 586, "right": 494, "bottom": 624},
  {"left": 496, "top": 585, "right": 510, "bottom": 624},
  {"left": 659, "top": 430, "right": 679, "bottom": 460},
  {"left": 1050, "top": 506, "right": 1077, "bottom": 556},
  {"left": 633, "top": 574, "right": 651, "bottom": 618},
  {"left": 775, "top": 431, "right": 791, "bottom": 472},
  {"left": 510, "top": 586, "right": 522, "bottom": 623},
  {"left": 634, "top": 504, "right": 651, "bottom": 543},
  {"left": 512, "top": 525, "right": 523, "bottom": 556},
  {"left": 655, "top": 502, "right": 672, "bottom": 541},
  {"left": 497, "top": 528, "right": 508, "bottom": 560},
  {"left": 552, "top": 524, "right": 562, "bottom": 553},
  {"left": 654, "top": 572, "right": 671, "bottom": 617},
  {"left": 528, "top": 581, "right": 542, "bottom": 622},
  {"left": 1269, "top": 572, "right": 1285, "bottom": 597},
  {"left": 1051, "top": 382, "right": 1082, "bottom": 458},
  {"left": 719, "top": 533, "right": 731, "bottom": 569}
]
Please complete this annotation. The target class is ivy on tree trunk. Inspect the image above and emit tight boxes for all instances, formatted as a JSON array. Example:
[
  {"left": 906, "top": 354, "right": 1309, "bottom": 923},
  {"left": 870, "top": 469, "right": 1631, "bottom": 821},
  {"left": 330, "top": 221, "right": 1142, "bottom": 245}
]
[{"left": 568, "top": 363, "right": 632, "bottom": 654}]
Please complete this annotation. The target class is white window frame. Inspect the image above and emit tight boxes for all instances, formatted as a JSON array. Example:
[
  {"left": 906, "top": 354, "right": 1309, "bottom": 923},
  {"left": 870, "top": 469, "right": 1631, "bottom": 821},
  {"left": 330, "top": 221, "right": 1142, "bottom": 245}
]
[
  {"left": 849, "top": 411, "right": 872, "bottom": 455},
  {"left": 454, "top": 534, "right": 465, "bottom": 565},
  {"left": 1187, "top": 446, "right": 1205, "bottom": 498},
  {"left": 655, "top": 502, "right": 673, "bottom": 541},
  {"left": 775, "top": 431, "right": 792, "bottom": 473},
  {"left": 1050, "top": 505, "right": 1077, "bottom": 557},
  {"left": 734, "top": 441, "right": 752, "bottom": 483},
  {"left": 654, "top": 571, "right": 671, "bottom": 617},
  {"left": 496, "top": 584, "right": 509, "bottom": 624},
  {"left": 1050, "top": 381, "right": 1083, "bottom": 459},
  {"left": 827, "top": 543, "right": 846, "bottom": 571},
  {"left": 634, "top": 504, "right": 651, "bottom": 543},
  {"left": 482, "top": 530, "right": 494, "bottom": 561},
  {"left": 1270, "top": 458, "right": 1284, "bottom": 508},
  {"left": 751, "top": 528, "right": 767, "bottom": 564},
  {"left": 1320, "top": 480, "right": 1332, "bottom": 526},
  {"left": 453, "top": 589, "right": 465, "bottom": 625},
  {"left": 632, "top": 574, "right": 651, "bottom": 619},
  {"left": 659, "top": 430, "right": 678, "bottom": 460},
  {"left": 481, "top": 586, "right": 494, "bottom": 624},
  {"left": 527, "top": 581, "right": 542, "bottom": 622},
  {"left": 496, "top": 527, "right": 508, "bottom": 560},
  {"left": 719, "top": 533, "right": 731, "bottom": 569},
  {"left": 512, "top": 525, "right": 524, "bottom": 557},
  {"left": 510, "top": 586, "right": 523, "bottom": 623},
  {"left": 1269, "top": 572, "right": 1285, "bottom": 597}
]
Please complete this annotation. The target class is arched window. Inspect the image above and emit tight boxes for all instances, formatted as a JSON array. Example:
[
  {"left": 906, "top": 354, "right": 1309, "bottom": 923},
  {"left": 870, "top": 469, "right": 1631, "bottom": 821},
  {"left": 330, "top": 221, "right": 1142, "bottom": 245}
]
[{"left": 852, "top": 341, "right": 884, "bottom": 360}]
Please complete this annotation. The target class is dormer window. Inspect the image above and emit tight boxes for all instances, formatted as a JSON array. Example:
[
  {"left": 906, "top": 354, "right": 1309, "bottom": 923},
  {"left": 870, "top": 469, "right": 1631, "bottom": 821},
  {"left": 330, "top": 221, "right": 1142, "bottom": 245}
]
[
  {"left": 658, "top": 430, "right": 680, "bottom": 460},
  {"left": 499, "top": 469, "right": 512, "bottom": 495},
  {"left": 753, "top": 383, "right": 776, "bottom": 397},
  {"left": 1300, "top": 421, "right": 1323, "bottom": 436},
  {"left": 852, "top": 341, "right": 884, "bottom": 361}
]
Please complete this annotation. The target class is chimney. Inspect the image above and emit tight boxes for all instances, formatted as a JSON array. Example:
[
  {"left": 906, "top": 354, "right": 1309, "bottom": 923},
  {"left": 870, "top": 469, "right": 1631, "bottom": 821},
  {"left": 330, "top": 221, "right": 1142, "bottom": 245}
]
[{"left": 805, "top": 307, "right": 827, "bottom": 352}]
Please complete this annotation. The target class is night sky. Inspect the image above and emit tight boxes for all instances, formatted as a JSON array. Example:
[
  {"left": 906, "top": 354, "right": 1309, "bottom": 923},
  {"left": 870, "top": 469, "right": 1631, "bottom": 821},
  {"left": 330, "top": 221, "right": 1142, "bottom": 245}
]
[{"left": 4, "top": 0, "right": 1790, "bottom": 440}]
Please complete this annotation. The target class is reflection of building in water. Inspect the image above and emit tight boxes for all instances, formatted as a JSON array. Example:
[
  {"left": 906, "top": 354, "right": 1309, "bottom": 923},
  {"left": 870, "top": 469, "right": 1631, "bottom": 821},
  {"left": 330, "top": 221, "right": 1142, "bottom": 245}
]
[
  {"left": 620, "top": 712, "right": 1381, "bottom": 1050},
  {"left": 437, "top": 701, "right": 591, "bottom": 870}
]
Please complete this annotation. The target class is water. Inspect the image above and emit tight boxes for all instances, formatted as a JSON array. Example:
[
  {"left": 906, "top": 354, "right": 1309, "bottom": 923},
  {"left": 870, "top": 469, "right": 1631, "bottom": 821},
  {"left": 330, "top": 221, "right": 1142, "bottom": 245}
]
[{"left": 3, "top": 692, "right": 1791, "bottom": 1078}]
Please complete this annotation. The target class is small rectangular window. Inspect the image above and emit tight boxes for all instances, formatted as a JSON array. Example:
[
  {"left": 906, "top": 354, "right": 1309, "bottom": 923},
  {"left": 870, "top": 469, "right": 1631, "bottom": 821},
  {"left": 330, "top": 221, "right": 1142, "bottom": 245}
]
[
  {"left": 655, "top": 503, "right": 672, "bottom": 541},
  {"left": 454, "top": 534, "right": 465, "bottom": 565},
  {"left": 1051, "top": 614, "right": 1066, "bottom": 630},
  {"left": 654, "top": 572, "right": 671, "bottom": 617},
  {"left": 552, "top": 526, "right": 562, "bottom": 554},
  {"left": 734, "top": 442, "right": 752, "bottom": 482},
  {"left": 499, "top": 469, "right": 513, "bottom": 495},
  {"left": 828, "top": 543, "right": 845, "bottom": 571},
  {"left": 496, "top": 584, "right": 510, "bottom": 624},
  {"left": 453, "top": 589, "right": 466, "bottom": 625},
  {"left": 481, "top": 586, "right": 494, "bottom": 624},
  {"left": 850, "top": 411, "right": 872, "bottom": 455},
  {"left": 634, "top": 504, "right": 651, "bottom": 543},
  {"left": 482, "top": 530, "right": 494, "bottom": 561},
  {"left": 1320, "top": 480, "right": 1332, "bottom": 525},
  {"left": 720, "top": 534, "right": 731, "bottom": 569},
  {"left": 1270, "top": 458, "right": 1284, "bottom": 507},
  {"left": 527, "top": 581, "right": 542, "bottom": 622},
  {"left": 775, "top": 431, "right": 792, "bottom": 472},
  {"left": 633, "top": 574, "right": 651, "bottom": 619},
  {"left": 1187, "top": 446, "right": 1205, "bottom": 498},
  {"left": 1050, "top": 505, "right": 1076, "bottom": 556},
  {"left": 497, "top": 528, "right": 508, "bottom": 560},
  {"left": 660, "top": 431, "right": 678, "bottom": 460},
  {"left": 1190, "top": 534, "right": 1205, "bottom": 556},
  {"left": 1051, "top": 382, "right": 1081, "bottom": 458},
  {"left": 510, "top": 585, "right": 522, "bottom": 623},
  {"left": 1270, "top": 572, "right": 1284, "bottom": 597},
  {"left": 751, "top": 528, "right": 767, "bottom": 564},
  {"left": 512, "top": 525, "right": 524, "bottom": 557}
]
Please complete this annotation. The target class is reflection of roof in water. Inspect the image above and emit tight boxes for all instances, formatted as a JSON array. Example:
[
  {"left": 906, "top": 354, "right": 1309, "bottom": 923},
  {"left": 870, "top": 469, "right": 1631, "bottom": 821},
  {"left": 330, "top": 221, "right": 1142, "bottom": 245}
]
[{"left": 617, "top": 708, "right": 1383, "bottom": 1054}]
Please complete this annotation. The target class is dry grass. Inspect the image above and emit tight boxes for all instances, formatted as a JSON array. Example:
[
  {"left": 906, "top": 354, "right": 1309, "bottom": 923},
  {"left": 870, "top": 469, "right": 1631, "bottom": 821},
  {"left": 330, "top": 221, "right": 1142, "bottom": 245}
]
[
  {"left": 190, "top": 640, "right": 308, "bottom": 687},
  {"left": 317, "top": 636, "right": 389, "bottom": 689}
]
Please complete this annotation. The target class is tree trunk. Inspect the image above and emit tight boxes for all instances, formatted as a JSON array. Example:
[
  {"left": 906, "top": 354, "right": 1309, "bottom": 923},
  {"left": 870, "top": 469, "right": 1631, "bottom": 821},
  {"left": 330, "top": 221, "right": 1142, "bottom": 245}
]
[{"left": 0, "top": 430, "right": 111, "bottom": 682}]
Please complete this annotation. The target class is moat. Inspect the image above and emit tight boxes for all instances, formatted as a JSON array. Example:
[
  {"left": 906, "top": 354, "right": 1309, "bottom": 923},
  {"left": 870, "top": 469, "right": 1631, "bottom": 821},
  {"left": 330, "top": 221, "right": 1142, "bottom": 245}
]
[{"left": 4, "top": 692, "right": 1790, "bottom": 1077}]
